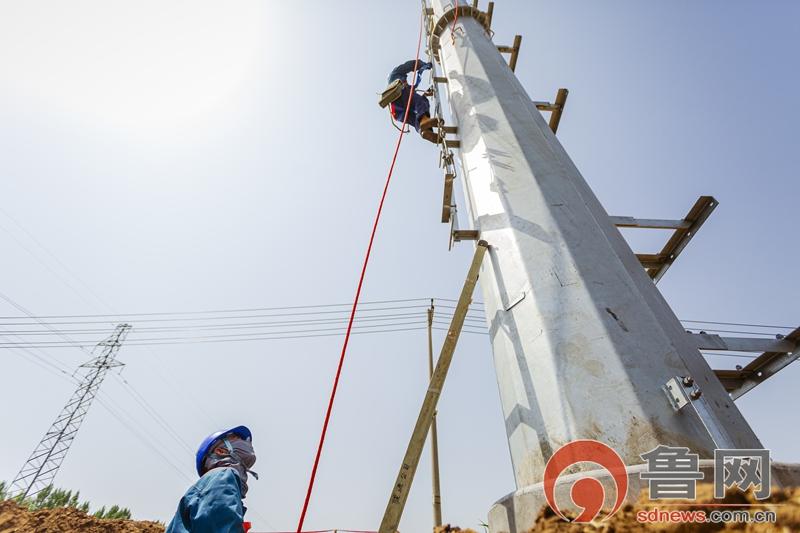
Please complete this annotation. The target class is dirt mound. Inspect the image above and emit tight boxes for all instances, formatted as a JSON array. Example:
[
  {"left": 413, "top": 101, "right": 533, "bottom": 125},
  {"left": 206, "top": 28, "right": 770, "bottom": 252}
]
[
  {"left": 434, "top": 526, "right": 478, "bottom": 533},
  {"left": 0, "top": 500, "right": 163, "bottom": 533},
  {"left": 526, "top": 484, "right": 800, "bottom": 532}
]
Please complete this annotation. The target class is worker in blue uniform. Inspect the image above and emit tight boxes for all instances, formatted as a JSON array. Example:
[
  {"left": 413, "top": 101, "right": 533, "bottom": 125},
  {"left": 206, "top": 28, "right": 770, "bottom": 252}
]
[
  {"left": 381, "top": 59, "right": 440, "bottom": 143},
  {"left": 166, "top": 425, "right": 258, "bottom": 533}
]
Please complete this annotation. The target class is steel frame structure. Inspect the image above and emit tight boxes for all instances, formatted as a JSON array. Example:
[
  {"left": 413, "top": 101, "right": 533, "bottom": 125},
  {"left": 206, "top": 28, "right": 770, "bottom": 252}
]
[{"left": 8, "top": 324, "right": 132, "bottom": 499}]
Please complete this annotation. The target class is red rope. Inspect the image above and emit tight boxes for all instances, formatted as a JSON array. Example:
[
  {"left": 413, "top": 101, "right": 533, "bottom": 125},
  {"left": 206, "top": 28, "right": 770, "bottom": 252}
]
[
  {"left": 451, "top": 0, "right": 459, "bottom": 43},
  {"left": 294, "top": 11, "right": 426, "bottom": 533},
  {"left": 257, "top": 530, "right": 376, "bottom": 533}
]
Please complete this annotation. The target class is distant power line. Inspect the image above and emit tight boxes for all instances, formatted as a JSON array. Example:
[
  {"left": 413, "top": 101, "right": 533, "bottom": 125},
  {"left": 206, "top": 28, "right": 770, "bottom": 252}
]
[
  {"left": 0, "top": 297, "right": 439, "bottom": 319},
  {"left": 680, "top": 319, "right": 794, "bottom": 330},
  {"left": 0, "top": 297, "right": 792, "bottom": 350},
  {"left": 0, "top": 311, "right": 487, "bottom": 334},
  {"left": 0, "top": 304, "right": 485, "bottom": 326},
  {"left": 0, "top": 298, "right": 492, "bottom": 349}
]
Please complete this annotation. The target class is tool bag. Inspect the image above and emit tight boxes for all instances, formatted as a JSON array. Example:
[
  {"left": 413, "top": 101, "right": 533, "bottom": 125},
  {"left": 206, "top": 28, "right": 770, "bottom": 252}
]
[{"left": 378, "top": 79, "right": 404, "bottom": 108}]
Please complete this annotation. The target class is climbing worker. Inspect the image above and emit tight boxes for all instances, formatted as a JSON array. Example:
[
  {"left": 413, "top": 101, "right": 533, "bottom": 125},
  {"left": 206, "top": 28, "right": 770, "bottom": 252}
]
[
  {"left": 166, "top": 425, "right": 258, "bottom": 533},
  {"left": 379, "top": 59, "right": 441, "bottom": 143}
]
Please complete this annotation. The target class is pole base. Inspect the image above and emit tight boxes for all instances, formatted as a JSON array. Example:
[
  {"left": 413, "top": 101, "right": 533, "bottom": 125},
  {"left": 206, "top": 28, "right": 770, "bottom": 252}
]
[
  {"left": 487, "top": 463, "right": 653, "bottom": 533},
  {"left": 487, "top": 462, "right": 800, "bottom": 533}
]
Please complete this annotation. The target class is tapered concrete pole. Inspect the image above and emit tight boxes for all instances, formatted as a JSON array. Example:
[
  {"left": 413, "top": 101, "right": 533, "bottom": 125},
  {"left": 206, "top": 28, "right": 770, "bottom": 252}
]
[{"left": 427, "top": 1, "right": 763, "bottom": 530}]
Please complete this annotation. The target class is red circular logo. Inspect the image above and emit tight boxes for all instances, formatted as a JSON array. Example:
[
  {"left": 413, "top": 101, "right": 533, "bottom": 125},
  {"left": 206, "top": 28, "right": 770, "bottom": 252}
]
[{"left": 543, "top": 440, "right": 628, "bottom": 522}]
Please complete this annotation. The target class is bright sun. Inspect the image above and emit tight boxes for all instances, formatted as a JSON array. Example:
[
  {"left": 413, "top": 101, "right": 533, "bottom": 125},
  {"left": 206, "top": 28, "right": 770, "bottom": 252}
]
[{"left": 0, "top": 2, "right": 267, "bottom": 132}]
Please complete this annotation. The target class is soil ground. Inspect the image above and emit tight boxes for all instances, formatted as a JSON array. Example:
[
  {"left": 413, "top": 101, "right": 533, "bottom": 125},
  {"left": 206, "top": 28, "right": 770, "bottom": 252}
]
[
  {"left": 1, "top": 485, "right": 797, "bottom": 532},
  {"left": 0, "top": 500, "right": 163, "bottom": 533},
  {"left": 525, "top": 484, "right": 800, "bottom": 532}
]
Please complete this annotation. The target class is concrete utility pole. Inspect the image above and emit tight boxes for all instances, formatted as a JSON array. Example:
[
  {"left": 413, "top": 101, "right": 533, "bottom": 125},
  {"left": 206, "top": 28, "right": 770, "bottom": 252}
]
[{"left": 427, "top": 1, "right": 764, "bottom": 530}]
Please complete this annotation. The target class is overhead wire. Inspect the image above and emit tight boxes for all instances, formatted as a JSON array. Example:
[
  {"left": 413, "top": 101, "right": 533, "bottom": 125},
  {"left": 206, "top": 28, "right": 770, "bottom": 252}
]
[
  {"left": 0, "top": 305, "right": 450, "bottom": 325},
  {"left": 0, "top": 295, "right": 196, "bottom": 488},
  {"left": 0, "top": 297, "right": 441, "bottom": 319},
  {"left": 95, "top": 390, "right": 195, "bottom": 485},
  {"left": 4, "top": 344, "right": 78, "bottom": 384},
  {"left": 0, "top": 226, "right": 226, "bottom": 430},
  {"left": 0, "top": 310, "right": 487, "bottom": 335},
  {"left": 2, "top": 301, "right": 792, "bottom": 338},
  {"left": 681, "top": 328, "right": 789, "bottom": 337},
  {"left": 2, "top": 317, "right": 791, "bottom": 349},
  {"left": 0, "top": 291, "right": 92, "bottom": 354},
  {"left": 0, "top": 239, "right": 223, "bottom": 425},
  {"left": 0, "top": 206, "right": 115, "bottom": 315},
  {"left": 0, "top": 320, "right": 430, "bottom": 346},
  {"left": 1, "top": 201, "right": 792, "bottom": 507},
  {"left": 113, "top": 374, "right": 195, "bottom": 455},
  {"left": 0, "top": 207, "right": 228, "bottom": 429},
  {"left": 0, "top": 326, "right": 431, "bottom": 348},
  {"left": 1, "top": 334, "right": 196, "bottom": 487},
  {"left": 0, "top": 213, "right": 113, "bottom": 317},
  {"left": 681, "top": 319, "right": 794, "bottom": 330}
]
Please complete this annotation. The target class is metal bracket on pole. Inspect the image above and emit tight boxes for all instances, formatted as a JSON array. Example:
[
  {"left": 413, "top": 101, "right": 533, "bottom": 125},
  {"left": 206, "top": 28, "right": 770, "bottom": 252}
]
[
  {"left": 435, "top": 123, "right": 461, "bottom": 149},
  {"left": 497, "top": 35, "right": 522, "bottom": 72},
  {"left": 548, "top": 88, "right": 568, "bottom": 133},
  {"left": 662, "top": 375, "right": 736, "bottom": 449},
  {"left": 378, "top": 240, "right": 489, "bottom": 533},
  {"left": 452, "top": 230, "right": 480, "bottom": 242},
  {"left": 441, "top": 173, "right": 455, "bottom": 223},
  {"left": 533, "top": 88, "right": 569, "bottom": 134},
  {"left": 447, "top": 204, "right": 459, "bottom": 250},
  {"left": 663, "top": 376, "right": 695, "bottom": 411},
  {"left": 707, "top": 327, "right": 800, "bottom": 400},
  {"left": 612, "top": 195, "right": 718, "bottom": 283}
]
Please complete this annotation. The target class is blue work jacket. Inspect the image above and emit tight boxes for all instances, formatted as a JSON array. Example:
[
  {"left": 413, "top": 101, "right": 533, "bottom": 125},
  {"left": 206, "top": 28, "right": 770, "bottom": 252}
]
[
  {"left": 166, "top": 467, "right": 246, "bottom": 533},
  {"left": 387, "top": 60, "right": 432, "bottom": 130}
]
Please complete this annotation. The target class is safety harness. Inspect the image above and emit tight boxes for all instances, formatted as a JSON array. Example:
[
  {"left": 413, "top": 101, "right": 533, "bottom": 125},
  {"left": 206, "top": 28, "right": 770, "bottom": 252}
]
[{"left": 379, "top": 70, "right": 427, "bottom": 133}]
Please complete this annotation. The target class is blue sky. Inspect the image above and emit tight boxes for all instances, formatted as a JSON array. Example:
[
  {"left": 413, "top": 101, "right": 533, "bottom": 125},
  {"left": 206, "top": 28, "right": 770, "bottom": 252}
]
[{"left": 0, "top": 1, "right": 797, "bottom": 531}]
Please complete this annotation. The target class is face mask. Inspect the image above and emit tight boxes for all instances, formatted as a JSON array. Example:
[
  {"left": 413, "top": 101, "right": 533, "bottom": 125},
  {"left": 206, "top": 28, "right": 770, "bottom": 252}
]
[
  {"left": 229, "top": 439, "right": 257, "bottom": 470},
  {"left": 203, "top": 438, "right": 259, "bottom": 496}
]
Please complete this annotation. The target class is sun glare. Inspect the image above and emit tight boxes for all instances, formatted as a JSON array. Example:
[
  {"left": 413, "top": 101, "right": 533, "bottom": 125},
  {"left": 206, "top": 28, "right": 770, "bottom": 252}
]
[{"left": 0, "top": 2, "right": 267, "bottom": 133}]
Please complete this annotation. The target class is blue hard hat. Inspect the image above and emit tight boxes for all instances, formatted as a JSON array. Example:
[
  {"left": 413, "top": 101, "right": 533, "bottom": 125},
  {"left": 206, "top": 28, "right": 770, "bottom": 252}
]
[{"left": 195, "top": 425, "right": 252, "bottom": 477}]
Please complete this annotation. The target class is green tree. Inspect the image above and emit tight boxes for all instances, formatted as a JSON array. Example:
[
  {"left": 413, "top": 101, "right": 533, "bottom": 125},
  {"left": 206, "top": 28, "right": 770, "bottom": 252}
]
[
  {"left": 94, "top": 504, "right": 131, "bottom": 520},
  {"left": 1, "top": 481, "right": 131, "bottom": 520}
]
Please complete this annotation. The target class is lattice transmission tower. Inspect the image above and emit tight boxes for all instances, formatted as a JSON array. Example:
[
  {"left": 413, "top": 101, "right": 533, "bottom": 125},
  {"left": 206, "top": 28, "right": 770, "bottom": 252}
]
[{"left": 8, "top": 323, "right": 132, "bottom": 499}]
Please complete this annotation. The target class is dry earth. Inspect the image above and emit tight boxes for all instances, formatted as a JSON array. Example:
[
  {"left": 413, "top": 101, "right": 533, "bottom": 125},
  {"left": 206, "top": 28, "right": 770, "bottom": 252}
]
[
  {"left": 525, "top": 484, "right": 800, "bottom": 532},
  {"left": 0, "top": 500, "right": 163, "bottom": 533},
  {"left": 1, "top": 485, "right": 798, "bottom": 532}
]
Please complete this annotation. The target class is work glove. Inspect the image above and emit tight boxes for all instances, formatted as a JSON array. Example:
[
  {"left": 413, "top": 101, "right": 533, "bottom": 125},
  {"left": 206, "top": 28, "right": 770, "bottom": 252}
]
[{"left": 423, "top": 61, "right": 434, "bottom": 70}]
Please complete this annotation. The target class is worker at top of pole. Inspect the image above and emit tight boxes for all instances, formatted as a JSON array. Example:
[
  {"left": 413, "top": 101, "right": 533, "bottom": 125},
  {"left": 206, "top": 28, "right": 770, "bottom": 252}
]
[
  {"left": 166, "top": 425, "right": 258, "bottom": 533},
  {"left": 379, "top": 59, "right": 441, "bottom": 144}
]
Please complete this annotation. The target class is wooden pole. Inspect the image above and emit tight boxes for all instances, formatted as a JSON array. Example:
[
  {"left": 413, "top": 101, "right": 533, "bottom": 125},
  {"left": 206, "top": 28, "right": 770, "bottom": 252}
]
[
  {"left": 428, "top": 301, "right": 443, "bottom": 527},
  {"left": 378, "top": 241, "right": 489, "bottom": 533}
]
